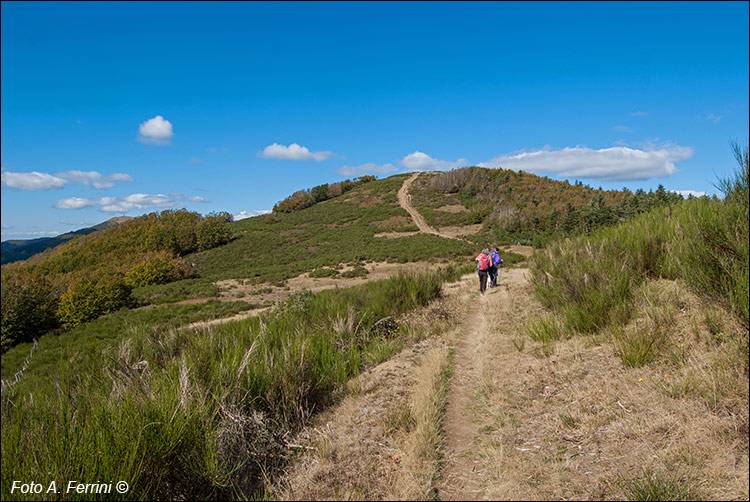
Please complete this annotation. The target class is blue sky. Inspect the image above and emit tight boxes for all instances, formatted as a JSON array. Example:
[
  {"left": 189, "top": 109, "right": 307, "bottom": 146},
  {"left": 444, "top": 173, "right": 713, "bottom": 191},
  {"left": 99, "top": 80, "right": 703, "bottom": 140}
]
[{"left": 2, "top": 1, "right": 748, "bottom": 239}]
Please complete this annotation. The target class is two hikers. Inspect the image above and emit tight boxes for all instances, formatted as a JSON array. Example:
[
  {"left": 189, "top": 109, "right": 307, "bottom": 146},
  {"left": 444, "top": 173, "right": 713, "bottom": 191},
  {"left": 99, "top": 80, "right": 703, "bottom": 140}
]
[{"left": 476, "top": 247, "right": 503, "bottom": 294}]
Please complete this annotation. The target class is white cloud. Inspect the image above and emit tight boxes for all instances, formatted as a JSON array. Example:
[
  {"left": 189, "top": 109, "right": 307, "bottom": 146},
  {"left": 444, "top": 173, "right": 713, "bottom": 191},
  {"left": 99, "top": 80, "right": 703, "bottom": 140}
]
[
  {"left": 259, "top": 143, "right": 333, "bottom": 161},
  {"left": 631, "top": 111, "right": 648, "bottom": 117},
  {"left": 1, "top": 171, "right": 68, "bottom": 190},
  {"left": 336, "top": 162, "right": 398, "bottom": 177},
  {"left": 705, "top": 113, "right": 723, "bottom": 124},
  {"left": 233, "top": 210, "right": 271, "bottom": 221},
  {"left": 478, "top": 145, "right": 693, "bottom": 181},
  {"left": 57, "top": 170, "right": 134, "bottom": 189},
  {"left": 55, "top": 193, "right": 209, "bottom": 213},
  {"left": 399, "top": 151, "right": 468, "bottom": 172},
  {"left": 189, "top": 157, "right": 203, "bottom": 165},
  {"left": 184, "top": 195, "right": 209, "bottom": 203},
  {"left": 614, "top": 125, "right": 632, "bottom": 133},
  {"left": 54, "top": 197, "right": 100, "bottom": 209},
  {"left": 671, "top": 189, "right": 706, "bottom": 198},
  {"left": 137, "top": 115, "right": 173, "bottom": 145}
]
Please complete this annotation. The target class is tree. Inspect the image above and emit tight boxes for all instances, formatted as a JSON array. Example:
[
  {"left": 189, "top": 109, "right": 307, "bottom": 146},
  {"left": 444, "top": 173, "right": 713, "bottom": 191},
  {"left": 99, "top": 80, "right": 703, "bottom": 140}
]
[
  {"left": 57, "top": 276, "right": 133, "bottom": 329},
  {"left": 1, "top": 270, "right": 59, "bottom": 352}
]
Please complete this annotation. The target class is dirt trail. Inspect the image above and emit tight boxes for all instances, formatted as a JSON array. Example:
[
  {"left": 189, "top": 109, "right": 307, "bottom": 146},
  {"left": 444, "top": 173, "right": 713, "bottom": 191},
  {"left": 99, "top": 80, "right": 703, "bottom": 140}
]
[
  {"left": 398, "top": 173, "right": 441, "bottom": 236},
  {"left": 436, "top": 268, "right": 528, "bottom": 501}
]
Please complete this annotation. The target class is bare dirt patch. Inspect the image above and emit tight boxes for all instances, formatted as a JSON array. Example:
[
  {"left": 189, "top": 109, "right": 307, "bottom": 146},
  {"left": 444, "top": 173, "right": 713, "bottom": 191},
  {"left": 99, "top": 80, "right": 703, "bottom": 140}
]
[
  {"left": 374, "top": 231, "right": 422, "bottom": 239},
  {"left": 373, "top": 215, "right": 413, "bottom": 229},
  {"left": 436, "top": 204, "right": 468, "bottom": 214},
  {"left": 436, "top": 224, "right": 483, "bottom": 239}
]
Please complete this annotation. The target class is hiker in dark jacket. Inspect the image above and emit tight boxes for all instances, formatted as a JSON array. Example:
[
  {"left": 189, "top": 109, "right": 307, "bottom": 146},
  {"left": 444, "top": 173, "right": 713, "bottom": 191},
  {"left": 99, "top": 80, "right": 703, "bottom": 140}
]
[{"left": 475, "top": 248, "right": 492, "bottom": 294}]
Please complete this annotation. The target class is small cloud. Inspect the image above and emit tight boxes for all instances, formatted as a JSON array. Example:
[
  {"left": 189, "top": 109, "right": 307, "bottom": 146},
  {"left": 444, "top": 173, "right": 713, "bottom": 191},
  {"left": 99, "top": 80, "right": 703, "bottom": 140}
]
[
  {"left": 614, "top": 125, "right": 632, "bottom": 133},
  {"left": 478, "top": 144, "right": 694, "bottom": 181},
  {"left": 1, "top": 171, "right": 68, "bottom": 190},
  {"left": 189, "top": 157, "right": 203, "bottom": 165},
  {"left": 55, "top": 193, "right": 208, "bottom": 213},
  {"left": 183, "top": 195, "right": 209, "bottom": 203},
  {"left": 631, "top": 111, "right": 648, "bottom": 117},
  {"left": 206, "top": 146, "right": 229, "bottom": 153},
  {"left": 399, "top": 151, "right": 468, "bottom": 172},
  {"left": 137, "top": 115, "right": 173, "bottom": 145},
  {"left": 705, "top": 113, "right": 723, "bottom": 124},
  {"left": 336, "top": 162, "right": 398, "bottom": 177},
  {"left": 259, "top": 143, "right": 333, "bottom": 161},
  {"left": 671, "top": 189, "right": 706, "bottom": 198},
  {"left": 57, "top": 170, "right": 134, "bottom": 189},
  {"left": 234, "top": 210, "right": 271, "bottom": 221}
]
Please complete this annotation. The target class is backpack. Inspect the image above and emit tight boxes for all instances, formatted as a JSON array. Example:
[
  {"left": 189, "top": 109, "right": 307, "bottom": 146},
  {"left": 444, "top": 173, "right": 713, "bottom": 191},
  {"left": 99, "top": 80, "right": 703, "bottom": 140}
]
[
  {"left": 477, "top": 253, "right": 490, "bottom": 271},
  {"left": 491, "top": 250, "right": 501, "bottom": 266}
]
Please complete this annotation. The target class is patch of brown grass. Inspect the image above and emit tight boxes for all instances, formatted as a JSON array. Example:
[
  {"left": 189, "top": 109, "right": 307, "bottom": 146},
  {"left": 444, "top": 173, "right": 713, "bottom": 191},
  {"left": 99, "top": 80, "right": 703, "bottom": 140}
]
[{"left": 474, "top": 276, "right": 749, "bottom": 500}]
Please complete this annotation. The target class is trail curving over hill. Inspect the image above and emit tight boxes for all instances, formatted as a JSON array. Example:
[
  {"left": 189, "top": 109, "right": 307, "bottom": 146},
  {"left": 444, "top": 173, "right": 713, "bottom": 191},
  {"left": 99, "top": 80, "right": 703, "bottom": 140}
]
[{"left": 398, "top": 172, "right": 441, "bottom": 236}]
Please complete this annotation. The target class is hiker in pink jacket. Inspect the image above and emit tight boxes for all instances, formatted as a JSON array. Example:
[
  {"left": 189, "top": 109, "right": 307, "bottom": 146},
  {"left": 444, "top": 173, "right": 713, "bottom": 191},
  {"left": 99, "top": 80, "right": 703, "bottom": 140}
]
[{"left": 475, "top": 248, "right": 492, "bottom": 294}]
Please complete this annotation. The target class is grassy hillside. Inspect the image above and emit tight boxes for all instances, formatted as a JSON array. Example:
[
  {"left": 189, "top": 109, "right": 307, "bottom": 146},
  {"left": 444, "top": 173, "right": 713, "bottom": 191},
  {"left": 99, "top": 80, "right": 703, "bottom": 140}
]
[
  {"left": 196, "top": 174, "right": 474, "bottom": 283},
  {"left": 0, "top": 216, "right": 133, "bottom": 265},
  {"left": 1, "top": 266, "right": 466, "bottom": 500},
  {"left": 408, "top": 166, "right": 685, "bottom": 246}
]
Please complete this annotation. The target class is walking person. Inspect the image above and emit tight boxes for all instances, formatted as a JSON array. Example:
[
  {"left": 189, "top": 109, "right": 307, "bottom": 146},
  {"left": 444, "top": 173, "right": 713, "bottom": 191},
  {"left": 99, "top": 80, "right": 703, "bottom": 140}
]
[
  {"left": 490, "top": 247, "right": 503, "bottom": 287},
  {"left": 488, "top": 247, "right": 499, "bottom": 288},
  {"left": 475, "top": 248, "right": 492, "bottom": 294}
]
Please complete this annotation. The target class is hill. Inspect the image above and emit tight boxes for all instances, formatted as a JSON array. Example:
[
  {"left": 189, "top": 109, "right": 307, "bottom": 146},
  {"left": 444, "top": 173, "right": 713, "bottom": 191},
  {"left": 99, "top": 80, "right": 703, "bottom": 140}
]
[
  {"left": 0, "top": 149, "right": 747, "bottom": 501},
  {"left": 0, "top": 216, "right": 133, "bottom": 265},
  {"left": 1, "top": 168, "right": 684, "bottom": 354}
]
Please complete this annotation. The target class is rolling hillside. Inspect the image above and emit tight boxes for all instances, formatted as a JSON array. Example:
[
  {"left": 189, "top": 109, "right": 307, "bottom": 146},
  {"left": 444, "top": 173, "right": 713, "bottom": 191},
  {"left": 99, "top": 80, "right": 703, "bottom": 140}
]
[{"left": 0, "top": 216, "right": 133, "bottom": 265}]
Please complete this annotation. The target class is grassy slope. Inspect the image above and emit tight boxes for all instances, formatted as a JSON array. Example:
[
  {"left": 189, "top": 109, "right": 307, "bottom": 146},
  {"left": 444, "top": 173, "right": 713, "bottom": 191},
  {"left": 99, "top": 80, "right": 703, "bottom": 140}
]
[{"left": 195, "top": 174, "right": 475, "bottom": 283}]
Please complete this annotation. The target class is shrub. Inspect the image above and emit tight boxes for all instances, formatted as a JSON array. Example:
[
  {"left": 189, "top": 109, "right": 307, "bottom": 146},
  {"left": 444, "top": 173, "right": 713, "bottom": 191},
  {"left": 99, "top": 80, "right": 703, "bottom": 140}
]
[
  {"left": 1, "top": 270, "right": 58, "bottom": 352},
  {"left": 124, "top": 253, "right": 189, "bottom": 288},
  {"left": 196, "top": 215, "right": 233, "bottom": 250},
  {"left": 57, "top": 276, "right": 133, "bottom": 329},
  {"left": 309, "top": 267, "right": 339, "bottom": 278}
]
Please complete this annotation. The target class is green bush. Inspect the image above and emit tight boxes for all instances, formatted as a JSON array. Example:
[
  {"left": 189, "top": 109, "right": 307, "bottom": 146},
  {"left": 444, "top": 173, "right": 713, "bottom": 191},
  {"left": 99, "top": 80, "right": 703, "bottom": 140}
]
[
  {"left": 309, "top": 267, "right": 339, "bottom": 278},
  {"left": 1, "top": 270, "right": 59, "bottom": 353},
  {"left": 57, "top": 276, "right": 133, "bottom": 329},
  {"left": 124, "top": 253, "right": 188, "bottom": 288}
]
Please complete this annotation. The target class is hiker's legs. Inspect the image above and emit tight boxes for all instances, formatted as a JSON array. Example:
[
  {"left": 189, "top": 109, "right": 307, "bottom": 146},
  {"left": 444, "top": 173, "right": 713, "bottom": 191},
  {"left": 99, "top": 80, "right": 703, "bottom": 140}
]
[
  {"left": 489, "top": 266, "right": 497, "bottom": 286},
  {"left": 478, "top": 270, "right": 488, "bottom": 294}
]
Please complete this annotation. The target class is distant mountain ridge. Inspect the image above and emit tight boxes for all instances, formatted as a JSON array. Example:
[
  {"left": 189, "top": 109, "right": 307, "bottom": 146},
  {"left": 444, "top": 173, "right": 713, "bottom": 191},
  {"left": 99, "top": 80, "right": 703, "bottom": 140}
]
[{"left": 1, "top": 216, "right": 133, "bottom": 265}]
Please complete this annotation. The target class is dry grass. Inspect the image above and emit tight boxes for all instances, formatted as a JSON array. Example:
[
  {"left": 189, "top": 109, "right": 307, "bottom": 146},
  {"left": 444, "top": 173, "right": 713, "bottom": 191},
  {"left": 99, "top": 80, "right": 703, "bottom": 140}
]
[
  {"left": 393, "top": 343, "right": 452, "bottom": 500},
  {"left": 474, "top": 275, "right": 749, "bottom": 500},
  {"left": 268, "top": 291, "right": 466, "bottom": 500}
]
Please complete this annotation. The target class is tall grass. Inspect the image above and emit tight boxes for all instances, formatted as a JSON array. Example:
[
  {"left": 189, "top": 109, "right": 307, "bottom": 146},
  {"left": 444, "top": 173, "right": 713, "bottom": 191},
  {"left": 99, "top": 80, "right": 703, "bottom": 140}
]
[
  {"left": 530, "top": 144, "right": 749, "bottom": 336},
  {"left": 1, "top": 267, "right": 460, "bottom": 500}
]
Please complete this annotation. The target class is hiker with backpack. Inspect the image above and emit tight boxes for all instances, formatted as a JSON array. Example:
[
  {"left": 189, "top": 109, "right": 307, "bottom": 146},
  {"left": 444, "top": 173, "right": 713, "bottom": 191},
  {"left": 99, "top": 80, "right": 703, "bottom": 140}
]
[
  {"left": 475, "top": 248, "right": 492, "bottom": 294},
  {"left": 489, "top": 247, "right": 503, "bottom": 287}
]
